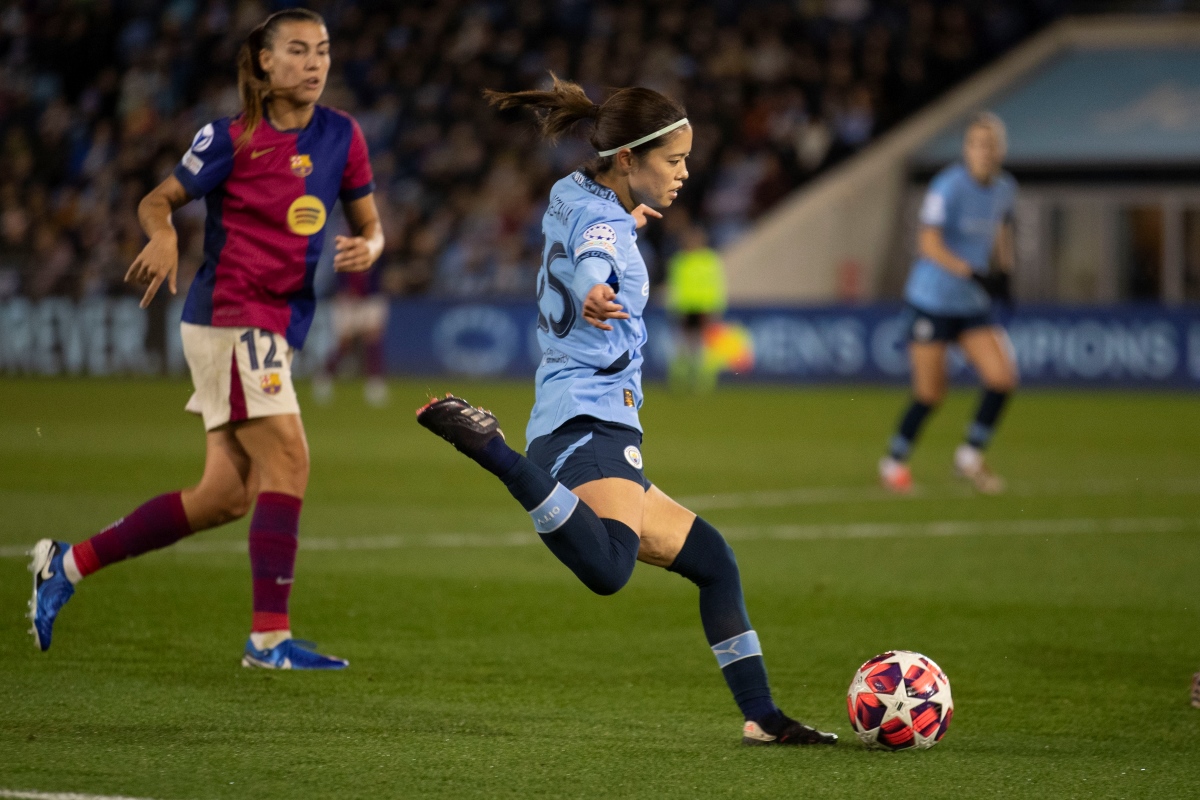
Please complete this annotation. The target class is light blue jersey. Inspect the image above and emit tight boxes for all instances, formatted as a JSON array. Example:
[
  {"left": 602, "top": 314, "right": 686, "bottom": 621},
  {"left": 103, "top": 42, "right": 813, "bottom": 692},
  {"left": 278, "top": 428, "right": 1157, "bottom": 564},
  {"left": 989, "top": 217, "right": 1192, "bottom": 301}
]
[
  {"left": 526, "top": 172, "right": 651, "bottom": 443},
  {"left": 904, "top": 163, "right": 1017, "bottom": 316}
]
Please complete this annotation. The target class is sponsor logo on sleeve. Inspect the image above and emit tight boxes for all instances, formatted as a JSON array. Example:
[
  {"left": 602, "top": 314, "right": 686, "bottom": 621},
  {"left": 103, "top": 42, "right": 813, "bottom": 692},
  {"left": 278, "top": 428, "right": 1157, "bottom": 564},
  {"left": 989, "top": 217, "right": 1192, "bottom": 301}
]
[
  {"left": 191, "top": 124, "right": 214, "bottom": 153},
  {"left": 919, "top": 193, "right": 946, "bottom": 226},
  {"left": 286, "top": 195, "right": 328, "bottom": 236},
  {"left": 290, "top": 154, "right": 314, "bottom": 177},
  {"left": 181, "top": 151, "right": 204, "bottom": 175},
  {"left": 582, "top": 223, "right": 617, "bottom": 244},
  {"left": 576, "top": 223, "right": 619, "bottom": 258}
]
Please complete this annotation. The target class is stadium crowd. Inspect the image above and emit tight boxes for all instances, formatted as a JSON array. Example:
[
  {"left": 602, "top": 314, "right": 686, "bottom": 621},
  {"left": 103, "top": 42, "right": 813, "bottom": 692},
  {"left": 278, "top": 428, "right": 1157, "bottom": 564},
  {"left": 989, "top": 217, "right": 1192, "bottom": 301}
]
[{"left": 0, "top": 0, "right": 1055, "bottom": 303}]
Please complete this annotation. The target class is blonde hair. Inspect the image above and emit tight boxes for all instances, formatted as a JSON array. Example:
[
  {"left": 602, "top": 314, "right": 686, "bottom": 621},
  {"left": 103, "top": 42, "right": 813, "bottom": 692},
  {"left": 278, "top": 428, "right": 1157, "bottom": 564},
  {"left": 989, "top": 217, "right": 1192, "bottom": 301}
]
[{"left": 966, "top": 111, "right": 1007, "bottom": 151}]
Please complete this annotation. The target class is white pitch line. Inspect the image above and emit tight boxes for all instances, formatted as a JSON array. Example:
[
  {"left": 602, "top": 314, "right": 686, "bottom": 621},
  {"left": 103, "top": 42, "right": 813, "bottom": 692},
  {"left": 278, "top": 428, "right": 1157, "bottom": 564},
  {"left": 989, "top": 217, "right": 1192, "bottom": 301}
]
[
  {"left": 675, "top": 477, "right": 1200, "bottom": 511},
  {"left": 720, "top": 516, "right": 1198, "bottom": 542},
  {"left": 3, "top": 516, "right": 1195, "bottom": 560},
  {"left": 0, "top": 790, "right": 159, "bottom": 800}
]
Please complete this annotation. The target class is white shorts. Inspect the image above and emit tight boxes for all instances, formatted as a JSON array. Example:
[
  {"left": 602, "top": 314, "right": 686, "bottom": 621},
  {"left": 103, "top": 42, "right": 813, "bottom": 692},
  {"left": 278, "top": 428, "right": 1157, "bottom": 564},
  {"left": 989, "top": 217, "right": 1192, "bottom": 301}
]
[
  {"left": 181, "top": 322, "right": 300, "bottom": 431},
  {"left": 332, "top": 295, "right": 388, "bottom": 340}
]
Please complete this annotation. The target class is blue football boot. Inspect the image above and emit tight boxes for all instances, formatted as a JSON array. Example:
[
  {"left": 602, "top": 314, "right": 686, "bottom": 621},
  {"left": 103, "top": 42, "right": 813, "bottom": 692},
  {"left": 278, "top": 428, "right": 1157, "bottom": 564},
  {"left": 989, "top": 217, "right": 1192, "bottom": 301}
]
[
  {"left": 28, "top": 539, "right": 75, "bottom": 652},
  {"left": 241, "top": 638, "right": 349, "bottom": 670}
]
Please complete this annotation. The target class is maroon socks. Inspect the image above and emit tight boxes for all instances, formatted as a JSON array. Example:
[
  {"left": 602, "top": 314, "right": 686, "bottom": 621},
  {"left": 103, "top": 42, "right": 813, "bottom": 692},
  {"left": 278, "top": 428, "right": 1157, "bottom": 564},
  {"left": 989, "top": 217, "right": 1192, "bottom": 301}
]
[
  {"left": 71, "top": 492, "right": 192, "bottom": 577},
  {"left": 248, "top": 491, "right": 302, "bottom": 633}
]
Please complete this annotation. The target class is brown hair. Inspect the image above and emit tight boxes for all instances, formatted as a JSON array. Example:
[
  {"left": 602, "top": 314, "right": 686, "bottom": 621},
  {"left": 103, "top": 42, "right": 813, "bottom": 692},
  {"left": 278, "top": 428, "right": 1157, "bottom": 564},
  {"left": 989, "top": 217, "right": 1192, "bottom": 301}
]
[
  {"left": 235, "top": 8, "right": 326, "bottom": 151},
  {"left": 484, "top": 74, "right": 687, "bottom": 172}
]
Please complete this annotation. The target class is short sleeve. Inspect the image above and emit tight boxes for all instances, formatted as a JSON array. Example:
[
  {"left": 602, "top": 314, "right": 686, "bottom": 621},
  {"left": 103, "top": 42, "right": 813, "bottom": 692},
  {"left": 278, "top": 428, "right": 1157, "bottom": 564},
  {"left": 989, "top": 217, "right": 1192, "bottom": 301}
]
[
  {"left": 570, "top": 217, "right": 629, "bottom": 300},
  {"left": 340, "top": 117, "right": 375, "bottom": 203},
  {"left": 172, "top": 122, "right": 234, "bottom": 199},
  {"left": 918, "top": 176, "right": 954, "bottom": 227}
]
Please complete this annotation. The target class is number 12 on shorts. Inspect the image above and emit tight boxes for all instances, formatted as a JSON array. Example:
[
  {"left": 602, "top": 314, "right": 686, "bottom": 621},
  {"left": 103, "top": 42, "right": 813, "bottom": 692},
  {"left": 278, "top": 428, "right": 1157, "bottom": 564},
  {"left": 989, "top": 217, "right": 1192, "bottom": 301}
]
[{"left": 240, "top": 330, "right": 282, "bottom": 370}]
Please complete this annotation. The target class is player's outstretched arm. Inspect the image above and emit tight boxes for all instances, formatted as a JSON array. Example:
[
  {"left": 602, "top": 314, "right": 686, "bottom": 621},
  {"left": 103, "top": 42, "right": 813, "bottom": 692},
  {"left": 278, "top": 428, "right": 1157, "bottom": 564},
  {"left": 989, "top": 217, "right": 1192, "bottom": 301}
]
[
  {"left": 334, "top": 194, "right": 385, "bottom": 273},
  {"left": 581, "top": 283, "right": 630, "bottom": 332},
  {"left": 126, "top": 175, "right": 191, "bottom": 308}
]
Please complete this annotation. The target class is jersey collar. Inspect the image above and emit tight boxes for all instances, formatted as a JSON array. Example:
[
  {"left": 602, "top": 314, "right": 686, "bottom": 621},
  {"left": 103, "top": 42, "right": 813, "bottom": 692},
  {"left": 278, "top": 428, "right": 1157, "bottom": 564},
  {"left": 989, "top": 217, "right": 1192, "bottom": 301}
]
[{"left": 572, "top": 171, "right": 621, "bottom": 206}]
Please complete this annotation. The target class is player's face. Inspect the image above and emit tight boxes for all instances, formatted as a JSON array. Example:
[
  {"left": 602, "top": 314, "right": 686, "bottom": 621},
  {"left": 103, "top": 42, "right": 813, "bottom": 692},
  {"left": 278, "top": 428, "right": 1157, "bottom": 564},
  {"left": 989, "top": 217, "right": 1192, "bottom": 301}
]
[
  {"left": 261, "top": 22, "right": 331, "bottom": 106},
  {"left": 629, "top": 127, "right": 692, "bottom": 209},
  {"left": 963, "top": 123, "right": 1005, "bottom": 183}
]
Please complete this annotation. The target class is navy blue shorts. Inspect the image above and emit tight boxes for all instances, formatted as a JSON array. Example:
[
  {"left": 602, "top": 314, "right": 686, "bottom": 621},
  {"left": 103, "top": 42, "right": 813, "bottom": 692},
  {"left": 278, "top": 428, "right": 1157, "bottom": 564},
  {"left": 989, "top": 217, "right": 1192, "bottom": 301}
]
[
  {"left": 904, "top": 304, "right": 995, "bottom": 343},
  {"left": 526, "top": 416, "right": 650, "bottom": 492}
]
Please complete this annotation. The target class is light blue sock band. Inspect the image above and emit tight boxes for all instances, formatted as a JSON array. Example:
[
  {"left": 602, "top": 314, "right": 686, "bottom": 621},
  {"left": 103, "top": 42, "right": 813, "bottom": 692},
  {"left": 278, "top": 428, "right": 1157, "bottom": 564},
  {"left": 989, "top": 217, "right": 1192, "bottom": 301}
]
[
  {"left": 966, "top": 422, "right": 993, "bottom": 449},
  {"left": 529, "top": 483, "right": 579, "bottom": 534},
  {"left": 710, "top": 630, "right": 762, "bottom": 668}
]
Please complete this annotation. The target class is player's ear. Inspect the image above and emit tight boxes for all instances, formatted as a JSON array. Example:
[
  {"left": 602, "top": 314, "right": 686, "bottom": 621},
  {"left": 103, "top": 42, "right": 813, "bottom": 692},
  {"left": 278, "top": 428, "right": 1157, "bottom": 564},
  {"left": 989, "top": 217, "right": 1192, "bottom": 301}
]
[{"left": 617, "top": 149, "right": 635, "bottom": 174}]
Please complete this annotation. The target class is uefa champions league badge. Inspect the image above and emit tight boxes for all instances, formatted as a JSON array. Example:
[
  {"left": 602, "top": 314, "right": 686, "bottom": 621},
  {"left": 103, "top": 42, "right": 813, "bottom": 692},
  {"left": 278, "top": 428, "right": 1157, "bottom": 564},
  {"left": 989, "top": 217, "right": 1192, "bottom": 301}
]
[{"left": 623, "top": 446, "right": 642, "bottom": 469}]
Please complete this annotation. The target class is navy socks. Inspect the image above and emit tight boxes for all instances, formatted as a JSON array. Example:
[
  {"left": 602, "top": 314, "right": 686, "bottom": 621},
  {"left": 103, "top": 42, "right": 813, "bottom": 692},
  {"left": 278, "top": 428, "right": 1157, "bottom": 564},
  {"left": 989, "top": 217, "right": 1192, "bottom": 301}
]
[
  {"left": 966, "top": 390, "right": 1009, "bottom": 450},
  {"left": 888, "top": 399, "right": 934, "bottom": 461},
  {"left": 485, "top": 438, "right": 775, "bottom": 719},
  {"left": 496, "top": 451, "right": 638, "bottom": 596},
  {"left": 669, "top": 517, "right": 777, "bottom": 722}
]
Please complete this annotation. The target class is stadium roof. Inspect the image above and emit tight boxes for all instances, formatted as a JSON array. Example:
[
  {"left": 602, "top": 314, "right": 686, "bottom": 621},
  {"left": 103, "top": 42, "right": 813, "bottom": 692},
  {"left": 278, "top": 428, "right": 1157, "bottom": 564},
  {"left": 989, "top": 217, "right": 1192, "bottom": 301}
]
[{"left": 915, "top": 46, "right": 1200, "bottom": 169}]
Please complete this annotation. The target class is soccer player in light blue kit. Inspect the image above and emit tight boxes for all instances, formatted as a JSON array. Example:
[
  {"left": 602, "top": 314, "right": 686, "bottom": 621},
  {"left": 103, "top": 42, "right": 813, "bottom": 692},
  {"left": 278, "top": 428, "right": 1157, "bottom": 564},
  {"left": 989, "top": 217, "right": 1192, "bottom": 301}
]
[
  {"left": 879, "top": 113, "right": 1019, "bottom": 495},
  {"left": 418, "top": 76, "right": 837, "bottom": 746}
]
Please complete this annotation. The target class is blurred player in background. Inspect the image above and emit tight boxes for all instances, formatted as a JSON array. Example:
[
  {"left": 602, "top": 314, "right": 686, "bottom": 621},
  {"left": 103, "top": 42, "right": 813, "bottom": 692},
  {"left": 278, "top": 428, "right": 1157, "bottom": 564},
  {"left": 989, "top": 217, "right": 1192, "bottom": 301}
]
[
  {"left": 666, "top": 223, "right": 727, "bottom": 393},
  {"left": 28, "top": 9, "right": 382, "bottom": 669},
  {"left": 418, "top": 76, "right": 837, "bottom": 747},
  {"left": 879, "top": 112, "right": 1017, "bottom": 495},
  {"left": 313, "top": 259, "right": 390, "bottom": 408}
]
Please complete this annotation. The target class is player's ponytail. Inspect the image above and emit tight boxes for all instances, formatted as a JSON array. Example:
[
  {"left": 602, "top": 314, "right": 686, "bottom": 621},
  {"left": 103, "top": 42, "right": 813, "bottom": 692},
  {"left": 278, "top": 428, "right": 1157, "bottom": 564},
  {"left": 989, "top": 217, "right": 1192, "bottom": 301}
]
[
  {"left": 235, "top": 8, "right": 326, "bottom": 152},
  {"left": 485, "top": 74, "right": 687, "bottom": 173}
]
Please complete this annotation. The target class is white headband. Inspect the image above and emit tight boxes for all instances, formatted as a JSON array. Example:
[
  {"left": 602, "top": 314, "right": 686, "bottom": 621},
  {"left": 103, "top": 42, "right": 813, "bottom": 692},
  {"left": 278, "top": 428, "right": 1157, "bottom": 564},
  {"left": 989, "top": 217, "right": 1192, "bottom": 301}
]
[{"left": 597, "top": 118, "right": 690, "bottom": 157}]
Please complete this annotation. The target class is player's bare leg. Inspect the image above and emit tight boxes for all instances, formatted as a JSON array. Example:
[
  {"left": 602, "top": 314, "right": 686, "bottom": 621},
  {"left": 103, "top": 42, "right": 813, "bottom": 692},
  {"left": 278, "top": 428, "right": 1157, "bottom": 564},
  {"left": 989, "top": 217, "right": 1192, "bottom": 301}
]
[
  {"left": 881, "top": 341, "right": 948, "bottom": 493},
  {"left": 956, "top": 327, "right": 1017, "bottom": 494}
]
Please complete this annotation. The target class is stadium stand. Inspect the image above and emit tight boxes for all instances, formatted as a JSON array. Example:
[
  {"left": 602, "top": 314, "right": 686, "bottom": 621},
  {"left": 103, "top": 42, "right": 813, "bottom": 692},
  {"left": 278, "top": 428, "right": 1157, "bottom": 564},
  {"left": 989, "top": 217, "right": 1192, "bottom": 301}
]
[{"left": 0, "top": 0, "right": 1058, "bottom": 305}]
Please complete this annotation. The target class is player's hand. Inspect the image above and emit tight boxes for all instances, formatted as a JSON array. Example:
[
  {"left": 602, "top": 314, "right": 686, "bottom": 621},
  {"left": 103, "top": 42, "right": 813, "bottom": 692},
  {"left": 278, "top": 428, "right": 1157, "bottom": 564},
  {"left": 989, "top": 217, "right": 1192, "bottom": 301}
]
[
  {"left": 582, "top": 283, "right": 630, "bottom": 331},
  {"left": 333, "top": 235, "right": 376, "bottom": 272},
  {"left": 630, "top": 204, "right": 662, "bottom": 230},
  {"left": 125, "top": 232, "right": 179, "bottom": 309}
]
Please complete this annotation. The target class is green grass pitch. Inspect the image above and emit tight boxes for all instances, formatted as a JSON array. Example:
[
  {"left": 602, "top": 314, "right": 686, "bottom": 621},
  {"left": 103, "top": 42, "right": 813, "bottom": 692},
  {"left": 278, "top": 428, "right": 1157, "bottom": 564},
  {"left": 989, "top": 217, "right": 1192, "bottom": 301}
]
[{"left": 1, "top": 378, "right": 1198, "bottom": 799}]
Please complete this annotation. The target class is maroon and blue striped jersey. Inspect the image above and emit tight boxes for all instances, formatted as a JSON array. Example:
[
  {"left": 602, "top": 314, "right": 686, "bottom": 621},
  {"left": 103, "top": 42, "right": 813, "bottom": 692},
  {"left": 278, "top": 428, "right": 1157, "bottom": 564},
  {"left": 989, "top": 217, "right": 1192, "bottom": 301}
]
[{"left": 174, "top": 106, "right": 375, "bottom": 348}]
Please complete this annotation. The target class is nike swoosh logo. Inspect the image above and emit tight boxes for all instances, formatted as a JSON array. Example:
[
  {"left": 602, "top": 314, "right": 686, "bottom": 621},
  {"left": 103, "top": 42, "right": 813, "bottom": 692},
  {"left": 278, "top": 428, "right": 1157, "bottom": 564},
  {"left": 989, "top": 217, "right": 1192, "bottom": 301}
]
[
  {"left": 275, "top": 577, "right": 294, "bottom": 585},
  {"left": 251, "top": 148, "right": 276, "bottom": 159},
  {"left": 39, "top": 560, "right": 54, "bottom": 582}
]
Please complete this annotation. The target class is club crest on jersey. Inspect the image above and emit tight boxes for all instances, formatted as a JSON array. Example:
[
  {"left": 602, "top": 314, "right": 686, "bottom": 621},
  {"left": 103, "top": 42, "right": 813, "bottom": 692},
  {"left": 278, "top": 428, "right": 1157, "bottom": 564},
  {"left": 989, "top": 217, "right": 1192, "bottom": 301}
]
[
  {"left": 290, "top": 154, "right": 313, "bottom": 177},
  {"left": 623, "top": 446, "right": 643, "bottom": 469},
  {"left": 260, "top": 373, "right": 282, "bottom": 395},
  {"left": 287, "top": 195, "right": 327, "bottom": 236}
]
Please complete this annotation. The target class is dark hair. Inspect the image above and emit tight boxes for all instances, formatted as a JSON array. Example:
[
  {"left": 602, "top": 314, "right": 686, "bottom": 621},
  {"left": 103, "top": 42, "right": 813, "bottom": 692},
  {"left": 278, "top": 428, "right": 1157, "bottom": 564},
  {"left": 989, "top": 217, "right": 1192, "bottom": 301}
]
[
  {"left": 484, "top": 73, "right": 688, "bottom": 172},
  {"left": 235, "top": 8, "right": 326, "bottom": 151}
]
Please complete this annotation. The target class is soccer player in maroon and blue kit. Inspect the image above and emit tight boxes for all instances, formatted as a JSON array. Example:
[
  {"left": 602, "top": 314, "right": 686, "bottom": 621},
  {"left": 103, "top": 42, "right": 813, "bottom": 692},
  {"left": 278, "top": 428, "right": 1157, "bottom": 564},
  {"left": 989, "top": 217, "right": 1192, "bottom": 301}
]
[{"left": 28, "top": 9, "right": 383, "bottom": 669}]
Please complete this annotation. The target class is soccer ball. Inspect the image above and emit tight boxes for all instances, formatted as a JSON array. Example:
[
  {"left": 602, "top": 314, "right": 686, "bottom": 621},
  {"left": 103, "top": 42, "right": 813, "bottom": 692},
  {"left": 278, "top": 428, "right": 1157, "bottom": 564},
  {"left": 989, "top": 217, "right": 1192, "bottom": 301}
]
[{"left": 846, "top": 650, "right": 953, "bottom": 750}]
